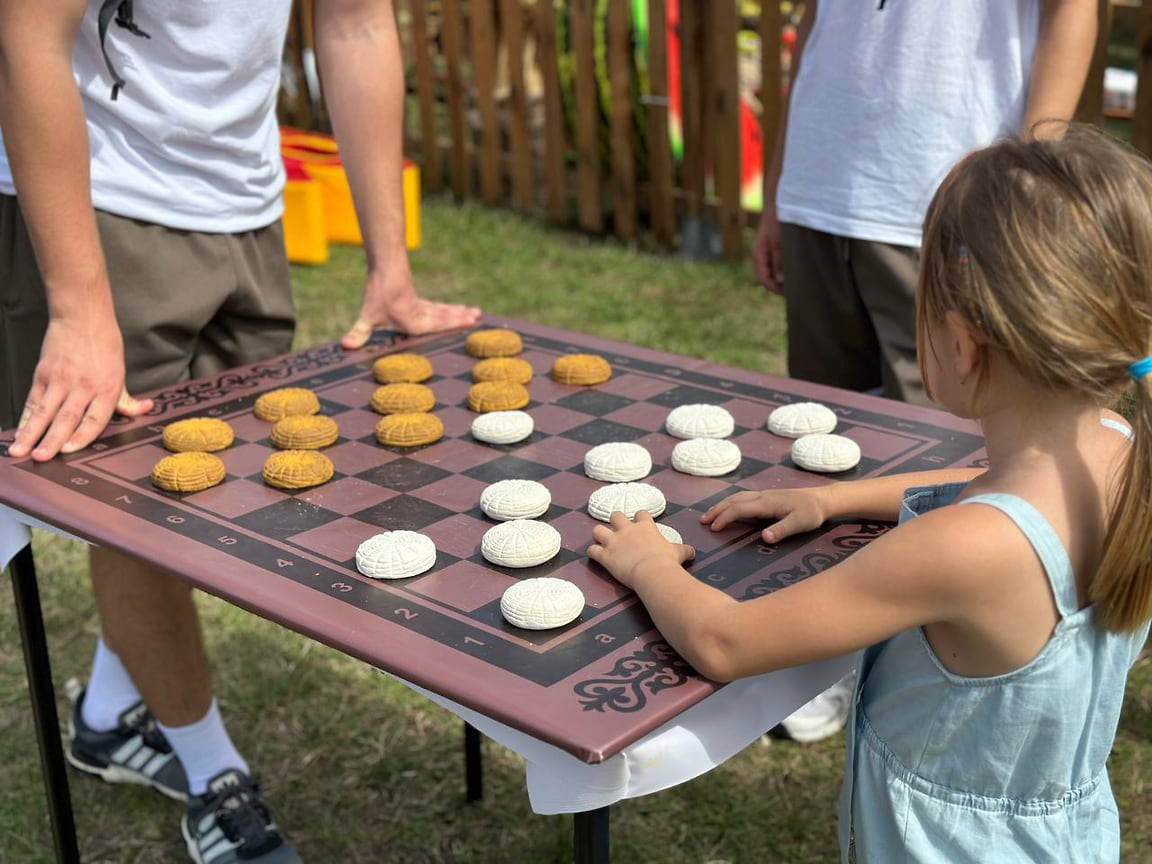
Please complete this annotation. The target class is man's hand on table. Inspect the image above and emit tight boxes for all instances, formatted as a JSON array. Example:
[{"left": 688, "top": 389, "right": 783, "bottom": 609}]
[
  {"left": 8, "top": 315, "right": 153, "bottom": 461},
  {"left": 339, "top": 254, "right": 482, "bottom": 349}
]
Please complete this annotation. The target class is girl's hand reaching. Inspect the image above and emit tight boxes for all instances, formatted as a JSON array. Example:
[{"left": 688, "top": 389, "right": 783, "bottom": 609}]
[
  {"left": 588, "top": 511, "right": 696, "bottom": 589},
  {"left": 702, "top": 488, "right": 829, "bottom": 544}
]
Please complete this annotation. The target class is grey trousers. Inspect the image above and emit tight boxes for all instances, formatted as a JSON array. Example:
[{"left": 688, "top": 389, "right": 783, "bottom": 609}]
[{"left": 780, "top": 222, "right": 928, "bottom": 407}]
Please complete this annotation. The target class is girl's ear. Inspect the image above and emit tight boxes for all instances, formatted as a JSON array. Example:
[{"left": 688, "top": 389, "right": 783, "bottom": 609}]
[{"left": 943, "top": 310, "right": 982, "bottom": 379}]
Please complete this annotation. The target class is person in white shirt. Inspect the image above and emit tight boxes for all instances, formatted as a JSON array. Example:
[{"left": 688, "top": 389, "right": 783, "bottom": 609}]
[
  {"left": 754, "top": 0, "right": 1097, "bottom": 407},
  {"left": 0, "top": 1, "right": 481, "bottom": 860},
  {"left": 753, "top": 0, "right": 1097, "bottom": 742}
]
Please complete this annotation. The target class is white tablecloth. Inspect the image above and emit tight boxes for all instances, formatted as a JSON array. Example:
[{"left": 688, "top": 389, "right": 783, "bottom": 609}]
[{"left": 1, "top": 503, "right": 855, "bottom": 815}]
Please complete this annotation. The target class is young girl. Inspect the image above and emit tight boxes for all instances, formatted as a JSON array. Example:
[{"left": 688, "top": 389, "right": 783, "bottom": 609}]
[{"left": 589, "top": 128, "right": 1152, "bottom": 862}]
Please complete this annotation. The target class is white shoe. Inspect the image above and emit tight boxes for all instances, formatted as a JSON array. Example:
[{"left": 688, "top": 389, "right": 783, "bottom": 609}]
[{"left": 778, "top": 673, "right": 855, "bottom": 743}]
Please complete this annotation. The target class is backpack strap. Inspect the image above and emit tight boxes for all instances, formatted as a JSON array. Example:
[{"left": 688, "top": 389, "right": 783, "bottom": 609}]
[{"left": 97, "top": 0, "right": 150, "bottom": 101}]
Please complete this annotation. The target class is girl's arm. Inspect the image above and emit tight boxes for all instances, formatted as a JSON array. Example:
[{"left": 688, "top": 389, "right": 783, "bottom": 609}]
[
  {"left": 703, "top": 467, "right": 984, "bottom": 542},
  {"left": 590, "top": 502, "right": 1000, "bottom": 682}
]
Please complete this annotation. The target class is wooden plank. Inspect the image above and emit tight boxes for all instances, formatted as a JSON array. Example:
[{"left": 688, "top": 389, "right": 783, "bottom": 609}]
[
  {"left": 409, "top": 0, "right": 442, "bottom": 191},
  {"left": 712, "top": 0, "right": 743, "bottom": 259},
  {"left": 441, "top": 0, "right": 471, "bottom": 199},
  {"left": 645, "top": 0, "right": 675, "bottom": 248},
  {"left": 571, "top": 0, "right": 603, "bottom": 233},
  {"left": 279, "top": 2, "right": 312, "bottom": 128},
  {"left": 679, "top": 0, "right": 705, "bottom": 222},
  {"left": 537, "top": 1, "right": 569, "bottom": 222},
  {"left": 300, "top": 0, "right": 330, "bottom": 132},
  {"left": 760, "top": 0, "right": 782, "bottom": 188},
  {"left": 471, "top": 0, "right": 502, "bottom": 203},
  {"left": 1133, "top": 0, "right": 1152, "bottom": 156},
  {"left": 1075, "top": 0, "right": 1112, "bottom": 125},
  {"left": 608, "top": 0, "right": 637, "bottom": 239},
  {"left": 500, "top": 0, "right": 534, "bottom": 212}
]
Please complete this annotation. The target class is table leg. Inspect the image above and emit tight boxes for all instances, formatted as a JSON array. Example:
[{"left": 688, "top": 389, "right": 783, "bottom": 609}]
[
  {"left": 464, "top": 721, "right": 483, "bottom": 802},
  {"left": 10, "top": 544, "right": 80, "bottom": 864},
  {"left": 573, "top": 806, "right": 610, "bottom": 864}
]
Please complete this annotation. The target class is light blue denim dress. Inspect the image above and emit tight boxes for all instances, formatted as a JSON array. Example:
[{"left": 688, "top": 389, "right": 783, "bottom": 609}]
[{"left": 837, "top": 482, "right": 1150, "bottom": 863}]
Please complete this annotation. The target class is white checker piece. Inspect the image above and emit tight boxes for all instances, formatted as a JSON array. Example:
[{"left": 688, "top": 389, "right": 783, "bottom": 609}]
[
  {"left": 587, "top": 482, "right": 666, "bottom": 522},
  {"left": 501, "top": 577, "right": 586, "bottom": 630},
  {"left": 665, "top": 404, "right": 735, "bottom": 439},
  {"left": 472, "top": 410, "right": 534, "bottom": 444},
  {"left": 654, "top": 523, "right": 683, "bottom": 545},
  {"left": 767, "top": 402, "right": 837, "bottom": 438},
  {"left": 671, "top": 438, "right": 742, "bottom": 476},
  {"left": 791, "top": 433, "right": 861, "bottom": 473},
  {"left": 480, "top": 479, "right": 551, "bottom": 521},
  {"left": 481, "top": 519, "right": 562, "bottom": 568},
  {"left": 356, "top": 531, "right": 437, "bottom": 580},
  {"left": 584, "top": 442, "right": 652, "bottom": 482}
]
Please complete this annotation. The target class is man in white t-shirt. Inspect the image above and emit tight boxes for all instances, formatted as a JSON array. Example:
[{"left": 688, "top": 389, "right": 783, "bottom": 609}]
[
  {"left": 0, "top": 1, "right": 481, "bottom": 860},
  {"left": 754, "top": 0, "right": 1096, "bottom": 743},
  {"left": 755, "top": 0, "right": 1096, "bottom": 406}
]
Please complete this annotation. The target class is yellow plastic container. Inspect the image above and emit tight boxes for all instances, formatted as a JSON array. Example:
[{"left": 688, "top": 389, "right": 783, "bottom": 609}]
[
  {"left": 403, "top": 160, "right": 421, "bottom": 251},
  {"left": 282, "top": 147, "right": 362, "bottom": 246},
  {"left": 282, "top": 163, "right": 329, "bottom": 265},
  {"left": 280, "top": 128, "right": 423, "bottom": 254}
]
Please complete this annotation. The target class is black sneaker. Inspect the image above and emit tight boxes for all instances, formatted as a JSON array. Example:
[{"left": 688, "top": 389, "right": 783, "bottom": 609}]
[
  {"left": 182, "top": 769, "right": 300, "bottom": 864},
  {"left": 65, "top": 681, "right": 189, "bottom": 802}
]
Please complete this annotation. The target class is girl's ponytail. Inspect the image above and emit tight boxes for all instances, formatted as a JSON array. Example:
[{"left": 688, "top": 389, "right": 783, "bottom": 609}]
[{"left": 1092, "top": 365, "right": 1152, "bottom": 632}]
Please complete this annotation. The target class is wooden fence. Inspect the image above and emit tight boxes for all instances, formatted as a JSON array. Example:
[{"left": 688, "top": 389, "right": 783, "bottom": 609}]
[{"left": 281, "top": 0, "right": 1152, "bottom": 261}]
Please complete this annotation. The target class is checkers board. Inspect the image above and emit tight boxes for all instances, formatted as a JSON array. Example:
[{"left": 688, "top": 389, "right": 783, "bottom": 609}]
[{"left": 0, "top": 319, "right": 985, "bottom": 763}]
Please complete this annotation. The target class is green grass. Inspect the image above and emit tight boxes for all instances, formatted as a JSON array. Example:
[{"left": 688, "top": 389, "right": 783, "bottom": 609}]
[{"left": 2, "top": 200, "right": 1148, "bottom": 863}]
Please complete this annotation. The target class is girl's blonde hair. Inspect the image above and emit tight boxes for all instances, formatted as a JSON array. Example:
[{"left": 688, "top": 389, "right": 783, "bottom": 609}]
[{"left": 918, "top": 126, "right": 1152, "bottom": 633}]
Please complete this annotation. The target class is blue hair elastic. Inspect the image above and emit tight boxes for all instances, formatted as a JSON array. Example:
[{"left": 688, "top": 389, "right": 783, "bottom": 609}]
[{"left": 1128, "top": 357, "right": 1152, "bottom": 382}]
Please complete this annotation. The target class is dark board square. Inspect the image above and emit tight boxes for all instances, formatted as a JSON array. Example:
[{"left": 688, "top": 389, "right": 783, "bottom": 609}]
[
  {"left": 560, "top": 419, "right": 649, "bottom": 446},
  {"left": 645, "top": 385, "right": 732, "bottom": 408},
  {"left": 463, "top": 455, "right": 559, "bottom": 484},
  {"left": 352, "top": 494, "right": 456, "bottom": 531},
  {"left": 233, "top": 498, "right": 342, "bottom": 541},
  {"left": 553, "top": 390, "right": 633, "bottom": 417},
  {"left": 356, "top": 458, "right": 451, "bottom": 493},
  {"left": 466, "top": 544, "right": 583, "bottom": 581}
]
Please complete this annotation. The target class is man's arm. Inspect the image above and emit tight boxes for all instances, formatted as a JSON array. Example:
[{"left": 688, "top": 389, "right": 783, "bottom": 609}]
[
  {"left": 0, "top": 0, "right": 151, "bottom": 461},
  {"left": 1023, "top": 0, "right": 1098, "bottom": 137},
  {"left": 313, "top": 0, "right": 481, "bottom": 345},
  {"left": 752, "top": 0, "right": 816, "bottom": 293}
]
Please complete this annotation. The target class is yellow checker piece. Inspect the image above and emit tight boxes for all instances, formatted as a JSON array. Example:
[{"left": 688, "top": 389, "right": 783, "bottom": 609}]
[
  {"left": 467, "top": 381, "right": 530, "bottom": 413},
  {"left": 372, "top": 353, "right": 434, "bottom": 384},
  {"left": 151, "top": 452, "right": 227, "bottom": 493},
  {"left": 254, "top": 387, "right": 320, "bottom": 422},
  {"left": 375, "top": 412, "right": 444, "bottom": 447},
  {"left": 262, "top": 450, "right": 334, "bottom": 489},
  {"left": 161, "top": 418, "right": 234, "bottom": 453}
]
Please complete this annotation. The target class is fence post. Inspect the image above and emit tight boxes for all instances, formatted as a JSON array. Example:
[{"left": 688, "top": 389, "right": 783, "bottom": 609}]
[
  {"left": 472, "top": 0, "right": 503, "bottom": 204},
  {"left": 1133, "top": 0, "right": 1152, "bottom": 156},
  {"left": 441, "top": 0, "right": 472, "bottom": 200},
  {"left": 646, "top": 0, "right": 675, "bottom": 250},
  {"left": 537, "top": 2, "right": 569, "bottom": 223},
  {"left": 572, "top": 0, "right": 604, "bottom": 233},
  {"left": 500, "top": 0, "right": 535, "bottom": 212},
  {"left": 712, "top": 0, "right": 742, "bottom": 260},
  {"left": 409, "top": 0, "right": 442, "bottom": 192},
  {"left": 608, "top": 1, "right": 638, "bottom": 240}
]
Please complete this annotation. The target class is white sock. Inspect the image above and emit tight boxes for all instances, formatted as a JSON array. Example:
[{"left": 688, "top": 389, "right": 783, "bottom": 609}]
[
  {"left": 81, "top": 638, "right": 143, "bottom": 733},
  {"left": 158, "top": 700, "right": 249, "bottom": 796}
]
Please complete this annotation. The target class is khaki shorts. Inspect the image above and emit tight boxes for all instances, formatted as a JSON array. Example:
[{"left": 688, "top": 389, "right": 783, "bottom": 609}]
[
  {"left": 780, "top": 222, "right": 927, "bottom": 406},
  {"left": 0, "top": 194, "right": 294, "bottom": 430}
]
